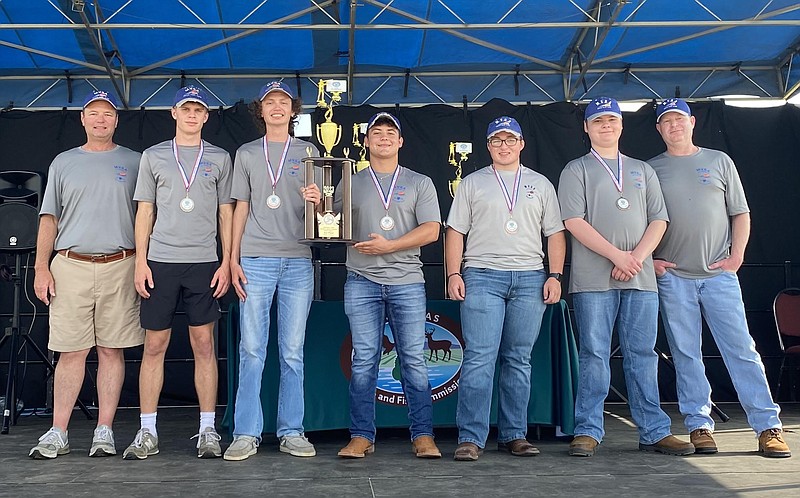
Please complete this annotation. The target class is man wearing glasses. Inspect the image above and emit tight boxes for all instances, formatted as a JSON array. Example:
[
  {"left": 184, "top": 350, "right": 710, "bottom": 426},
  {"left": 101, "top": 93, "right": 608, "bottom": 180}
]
[{"left": 446, "top": 116, "right": 566, "bottom": 461}]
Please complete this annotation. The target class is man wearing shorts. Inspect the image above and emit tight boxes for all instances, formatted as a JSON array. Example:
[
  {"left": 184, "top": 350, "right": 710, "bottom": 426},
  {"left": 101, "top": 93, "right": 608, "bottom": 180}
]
[
  {"left": 30, "top": 90, "right": 144, "bottom": 459},
  {"left": 123, "top": 86, "right": 233, "bottom": 459}
]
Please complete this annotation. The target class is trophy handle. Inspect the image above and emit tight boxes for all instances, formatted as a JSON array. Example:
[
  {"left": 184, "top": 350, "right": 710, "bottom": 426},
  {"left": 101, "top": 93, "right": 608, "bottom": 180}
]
[{"left": 333, "top": 125, "right": 342, "bottom": 147}]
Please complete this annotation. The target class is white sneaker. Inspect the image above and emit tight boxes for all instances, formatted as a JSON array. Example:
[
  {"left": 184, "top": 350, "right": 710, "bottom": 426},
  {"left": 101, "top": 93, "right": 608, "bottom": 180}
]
[
  {"left": 89, "top": 424, "right": 116, "bottom": 457},
  {"left": 122, "top": 428, "right": 159, "bottom": 460},
  {"left": 29, "top": 427, "right": 70, "bottom": 459},
  {"left": 192, "top": 427, "right": 222, "bottom": 458}
]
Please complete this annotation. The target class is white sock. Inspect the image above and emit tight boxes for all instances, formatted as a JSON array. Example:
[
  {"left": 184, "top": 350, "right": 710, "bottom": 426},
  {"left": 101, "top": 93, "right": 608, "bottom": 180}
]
[
  {"left": 140, "top": 412, "right": 157, "bottom": 437},
  {"left": 199, "top": 411, "right": 215, "bottom": 433}
]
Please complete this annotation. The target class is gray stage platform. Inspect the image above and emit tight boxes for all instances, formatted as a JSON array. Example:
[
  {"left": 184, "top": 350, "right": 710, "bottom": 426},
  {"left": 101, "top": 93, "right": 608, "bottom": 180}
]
[{"left": 0, "top": 403, "right": 798, "bottom": 497}]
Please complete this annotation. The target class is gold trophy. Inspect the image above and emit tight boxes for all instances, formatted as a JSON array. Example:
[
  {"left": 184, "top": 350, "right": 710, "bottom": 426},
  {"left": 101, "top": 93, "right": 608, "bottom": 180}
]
[
  {"left": 448, "top": 142, "right": 472, "bottom": 197},
  {"left": 302, "top": 80, "right": 354, "bottom": 245},
  {"left": 351, "top": 122, "right": 370, "bottom": 173},
  {"left": 315, "top": 79, "right": 344, "bottom": 157}
]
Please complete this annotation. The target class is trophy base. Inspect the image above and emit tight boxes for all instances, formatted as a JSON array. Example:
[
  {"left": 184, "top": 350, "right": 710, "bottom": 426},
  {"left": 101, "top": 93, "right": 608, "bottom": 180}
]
[{"left": 299, "top": 238, "right": 356, "bottom": 249}]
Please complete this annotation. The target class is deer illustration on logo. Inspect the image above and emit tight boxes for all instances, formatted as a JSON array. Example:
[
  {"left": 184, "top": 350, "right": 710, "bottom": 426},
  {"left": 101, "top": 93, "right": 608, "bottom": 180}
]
[
  {"left": 425, "top": 326, "right": 452, "bottom": 362},
  {"left": 382, "top": 333, "right": 395, "bottom": 355}
]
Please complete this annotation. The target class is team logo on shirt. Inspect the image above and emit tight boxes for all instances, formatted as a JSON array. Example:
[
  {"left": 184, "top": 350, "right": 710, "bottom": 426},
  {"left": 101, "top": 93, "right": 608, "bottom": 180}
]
[
  {"left": 392, "top": 185, "right": 407, "bottom": 202},
  {"left": 696, "top": 167, "right": 711, "bottom": 185},
  {"left": 524, "top": 184, "right": 537, "bottom": 199},
  {"left": 628, "top": 169, "right": 644, "bottom": 189},
  {"left": 339, "top": 311, "right": 464, "bottom": 406},
  {"left": 113, "top": 165, "right": 128, "bottom": 182},
  {"left": 287, "top": 159, "right": 301, "bottom": 176}
]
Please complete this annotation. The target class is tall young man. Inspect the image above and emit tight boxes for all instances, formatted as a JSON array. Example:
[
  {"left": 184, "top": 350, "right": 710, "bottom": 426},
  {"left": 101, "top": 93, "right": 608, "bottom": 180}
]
[
  {"left": 446, "top": 116, "right": 566, "bottom": 461},
  {"left": 558, "top": 97, "right": 693, "bottom": 457},
  {"left": 124, "top": 86, "right": 233, "bottom": 460},
  {"left": 224, "top": 81, "right": 322, "bottom": 461}
]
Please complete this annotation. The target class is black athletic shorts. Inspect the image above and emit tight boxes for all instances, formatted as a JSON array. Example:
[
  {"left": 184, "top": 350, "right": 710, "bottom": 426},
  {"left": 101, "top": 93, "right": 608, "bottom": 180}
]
[{"left": 139, "top": 261, "right": 221, "bottom": 330}]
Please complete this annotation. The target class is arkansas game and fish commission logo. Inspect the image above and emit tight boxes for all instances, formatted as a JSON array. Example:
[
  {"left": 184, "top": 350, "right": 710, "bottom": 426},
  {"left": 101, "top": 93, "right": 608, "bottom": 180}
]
[{"left": 339, "top": 310, "right": 463, "bottom": 406}]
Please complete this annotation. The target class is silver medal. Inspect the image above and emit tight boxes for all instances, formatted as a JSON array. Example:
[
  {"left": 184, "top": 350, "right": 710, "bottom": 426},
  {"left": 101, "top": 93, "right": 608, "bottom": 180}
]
[
  {"left": 616, "top": 197, "right": 630, "bottom": 210},
  {"left": 180, "top": 196, "right": 195, "bottom": 213},
  {"left": 380, "top": 215, "right": 395, "bottom": 231},
  {"left": 505, "top": 218, "right": 519, "bottom": 234},
  {"left": 267, "top": 194, "right": 282, "bottom": 209}
]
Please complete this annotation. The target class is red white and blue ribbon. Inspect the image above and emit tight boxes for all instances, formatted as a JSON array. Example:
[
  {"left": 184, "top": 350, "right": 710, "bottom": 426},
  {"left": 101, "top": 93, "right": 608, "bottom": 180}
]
[
  {"left": 492, "top": 165, "right": 522, "bottom": 215},
  {"left": 172, "top": 139, "right": 204, "bottom": 195},
  {"left": 263, "top": 136, "right": 292, "bottom": 192}
]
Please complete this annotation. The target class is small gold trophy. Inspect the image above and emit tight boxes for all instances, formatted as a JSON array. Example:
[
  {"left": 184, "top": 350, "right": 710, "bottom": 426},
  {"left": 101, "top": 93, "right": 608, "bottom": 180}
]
[
  {"left": 351, "top": 122, "right": 370, "bottom": 173},
  {"left": 302, "top": 80, "right": 354, "bottom": 245},
  {"left": 448, "top": 142, "right": 472, "bottom": 197},
  {"left": 315, "top": 79, "right": 345, "bottom": 158}
]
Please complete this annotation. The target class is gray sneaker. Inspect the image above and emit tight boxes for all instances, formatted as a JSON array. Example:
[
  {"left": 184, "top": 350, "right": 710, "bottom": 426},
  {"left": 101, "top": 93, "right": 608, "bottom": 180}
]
[
  {"left": 192, "top": 427, "right": 222, "bottom": 459},
  {"left": 29, "top": 427, "right": 70, "bottom": 459},
  {"left": 89, "top": 425, "right": 116, "bottom": 457},
  {"left": 223, "top": 435, "right": 259, "bottom": 461},
  {"left": 279, "top": 434, "right": 316, "bottom": 457},
  {"left": 122, "top": 429, "right": 159, "bottom": 460}
]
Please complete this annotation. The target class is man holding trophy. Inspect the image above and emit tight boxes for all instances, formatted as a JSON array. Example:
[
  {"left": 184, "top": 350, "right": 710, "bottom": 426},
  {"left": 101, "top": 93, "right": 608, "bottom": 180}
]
[
  {"left": 224, "top": 81, "right": 323, "bottom": 461},
  {"left": 336, "top": 112, "right": 443, "bottom": 459}
]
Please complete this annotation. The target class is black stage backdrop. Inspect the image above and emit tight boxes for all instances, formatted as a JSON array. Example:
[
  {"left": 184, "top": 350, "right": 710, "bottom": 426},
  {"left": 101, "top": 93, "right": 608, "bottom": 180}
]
[{"left": 1, "top": 99, "right": 799, "bottom": 411}]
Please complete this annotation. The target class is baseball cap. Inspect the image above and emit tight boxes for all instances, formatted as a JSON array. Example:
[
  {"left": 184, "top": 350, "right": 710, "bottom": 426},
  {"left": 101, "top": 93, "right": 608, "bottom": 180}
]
[
  {"left": 656, "top": 98, "right": 692, "bottom": 122},
  {"left": 486, "top": 116, "right": 523, "bottom": 139},
  {"left": 259, "top": 81, "right": 294, "bottom": 100},
  {"left": 82, "top": 90, "right": 119, "bottom": 109},
  {"left": 585, "top": 97, "right": 622, "bottom": 121},
  {"left": 173, "top": 86, "right": 209, "bottom": 109},
  {"left": 366, "top": 112, "right": 402, "bottom": 134}
]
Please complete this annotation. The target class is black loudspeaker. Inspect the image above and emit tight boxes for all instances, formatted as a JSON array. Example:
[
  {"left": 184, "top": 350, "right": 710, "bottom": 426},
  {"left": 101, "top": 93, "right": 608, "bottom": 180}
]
[{"left": 0, "top": 171, "right": 43, "bottom": 253}]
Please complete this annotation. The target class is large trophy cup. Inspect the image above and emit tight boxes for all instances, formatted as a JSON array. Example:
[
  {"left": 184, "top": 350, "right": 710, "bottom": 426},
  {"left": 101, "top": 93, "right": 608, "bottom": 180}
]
[
  {"left": 448, "top": 142, "right": 472, "bottom": 197},
  {"left": 302, "top": 79, "right": 354, "bottom": 245}
]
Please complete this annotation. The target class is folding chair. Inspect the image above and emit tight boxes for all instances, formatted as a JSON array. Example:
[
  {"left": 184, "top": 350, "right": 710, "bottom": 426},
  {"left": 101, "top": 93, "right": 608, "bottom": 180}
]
[{"left": 773, "top": 288, "right": 800, "bottom": 401}]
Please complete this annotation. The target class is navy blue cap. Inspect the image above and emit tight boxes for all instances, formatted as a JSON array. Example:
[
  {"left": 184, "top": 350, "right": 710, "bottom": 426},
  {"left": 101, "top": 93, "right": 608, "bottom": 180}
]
[
  {"left": 173, "top": 86, "right": 209, "bottom": 109},
  {"left": 82, "top": 90, "right": 119, "bottom": 110},
  {"left": 656, "top": 98, "right": 692, "bottom": 122},
  {"left": 486, "top": 116, "right": 523, "bottom": 139},
  {"left": 259, "top": 81, "right": 294, "bottom": 100},
  {"left": 366, "top": 112, "right": 402, "bottom": 134},
  {"left": 585, "top": 97, "right": 622, "bottom": 121}
]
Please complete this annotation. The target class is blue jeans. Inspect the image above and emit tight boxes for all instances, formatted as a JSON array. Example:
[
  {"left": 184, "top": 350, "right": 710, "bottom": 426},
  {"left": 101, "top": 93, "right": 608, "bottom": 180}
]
[
  {"left": 232, "top": 257, "right": 313, "bottom": 439},
  {"left": 344, "top": 271, "right": 433, "bottom": 442},
  {"left": 456, "top": 268, "right": 547, "bottom": 448},
  {"left": 572, "top": 290, "right": 672, "bottom": 445},
  {"left": 657, "top": 271, "right": 781, "bottom": 434}
]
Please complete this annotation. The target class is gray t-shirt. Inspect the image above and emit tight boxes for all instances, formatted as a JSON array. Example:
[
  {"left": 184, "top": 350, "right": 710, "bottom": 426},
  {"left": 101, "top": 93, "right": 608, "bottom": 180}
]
[
  {"left": 650, "top": 147, "right": 749, "bottom": 279},
  {"left": 40, "top": 145, "right": 141, "bottom": 254},
  {"left": 446, "top": 165, "right": 564, "bottom": 270},
  {"left": 338, "top": 166, "right": 441, "bottom": 285},
  {"left": 558, "top": 153, "right": 668, "bottom": 293},
  {"left": 134, "top": 140, "right": 233, "bottom": 263},
  {"left": 231, "top": 137, "right": 320, "bottom": 258}
]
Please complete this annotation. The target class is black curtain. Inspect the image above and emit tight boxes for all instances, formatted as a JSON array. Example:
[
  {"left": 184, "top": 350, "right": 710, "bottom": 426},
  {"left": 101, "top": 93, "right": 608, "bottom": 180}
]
[{"left": 1, "top": 100, "right": 799, "bottom": 408}]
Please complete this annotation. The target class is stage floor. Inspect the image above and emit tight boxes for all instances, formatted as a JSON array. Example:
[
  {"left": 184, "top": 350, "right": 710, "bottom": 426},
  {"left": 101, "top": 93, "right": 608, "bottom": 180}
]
[{"left": 1, "top": 403, "right": 798, "bottom": 497}]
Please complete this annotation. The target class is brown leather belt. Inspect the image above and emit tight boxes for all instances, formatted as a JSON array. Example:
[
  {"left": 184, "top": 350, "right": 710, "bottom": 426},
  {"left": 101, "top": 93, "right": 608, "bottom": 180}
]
[{"left": 57, "top": 249, "right": 135, "bottom": 263}]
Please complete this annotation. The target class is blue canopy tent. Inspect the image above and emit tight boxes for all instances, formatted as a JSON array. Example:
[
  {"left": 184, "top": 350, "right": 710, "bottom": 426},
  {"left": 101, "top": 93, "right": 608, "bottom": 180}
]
[{"left": 0, "top": 0, "right": 798, "bottom": 109}]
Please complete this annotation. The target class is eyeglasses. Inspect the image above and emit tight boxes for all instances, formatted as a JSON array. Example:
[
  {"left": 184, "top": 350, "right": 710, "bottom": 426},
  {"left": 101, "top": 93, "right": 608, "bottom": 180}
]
[{"left": 488, "top": 137, "right": 520, "bottom": 147}]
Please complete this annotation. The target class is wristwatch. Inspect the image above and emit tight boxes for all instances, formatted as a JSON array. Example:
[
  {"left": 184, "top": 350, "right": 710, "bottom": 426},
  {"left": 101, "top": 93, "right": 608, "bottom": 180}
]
[{"left": 548, "top": 272, "right": 563, "bottom": 282}]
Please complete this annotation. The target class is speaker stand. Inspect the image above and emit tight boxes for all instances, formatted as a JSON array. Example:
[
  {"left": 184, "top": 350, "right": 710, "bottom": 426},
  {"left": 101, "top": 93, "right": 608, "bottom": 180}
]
[{"left": 1, "top": 253, "right": 92, "bottom": 434}]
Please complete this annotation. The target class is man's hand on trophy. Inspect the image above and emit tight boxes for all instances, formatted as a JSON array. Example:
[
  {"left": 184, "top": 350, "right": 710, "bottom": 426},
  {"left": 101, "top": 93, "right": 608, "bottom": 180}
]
[{"left": 301, "top": 184, "right": 321, "bottom": 206}]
